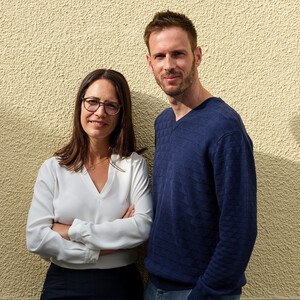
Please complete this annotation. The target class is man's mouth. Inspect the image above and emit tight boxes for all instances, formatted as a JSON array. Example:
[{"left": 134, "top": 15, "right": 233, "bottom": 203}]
[
  {"left": 163, "top": 71, "right": 181, "bottom": 81},
  {"left": 163, "top": 75, "right": 180, "bottom": 83}
]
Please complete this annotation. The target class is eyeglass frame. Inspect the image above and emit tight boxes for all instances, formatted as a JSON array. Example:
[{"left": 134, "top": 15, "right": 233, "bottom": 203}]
[{"left": 82, "top": 97, "right": 122, "bottom": 115}]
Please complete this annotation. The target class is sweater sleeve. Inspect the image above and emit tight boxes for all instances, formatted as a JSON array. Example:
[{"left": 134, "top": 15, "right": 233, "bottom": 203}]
[
  {"left": 26, "top": 161, "right": 99, "bottom": 264},
  {"left": 68, "top": 156, "right": 153, "bottom": 250},
  {"left": 188, "top": 131, "right": 257, "bottom": 299}
]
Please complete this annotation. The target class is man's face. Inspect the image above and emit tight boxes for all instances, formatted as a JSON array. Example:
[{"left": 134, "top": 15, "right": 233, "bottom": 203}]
[{"left": 146, "top": 27, "right": 201, "bottom": 97}]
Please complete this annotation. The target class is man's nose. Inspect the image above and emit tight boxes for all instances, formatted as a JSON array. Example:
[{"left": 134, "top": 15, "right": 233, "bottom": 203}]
[{"left": 164, "top": 55, "right": 175, "bottom": 70}]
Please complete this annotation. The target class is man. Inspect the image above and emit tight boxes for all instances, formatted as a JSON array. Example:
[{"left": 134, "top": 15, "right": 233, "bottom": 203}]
[{"left": 143, "top": 11, "right": 257, "bottom": 300}]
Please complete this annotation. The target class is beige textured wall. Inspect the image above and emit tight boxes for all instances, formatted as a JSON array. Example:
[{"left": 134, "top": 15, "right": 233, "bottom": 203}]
[{"left": 1, "top": 0, "right": 299, "bottom": 299}]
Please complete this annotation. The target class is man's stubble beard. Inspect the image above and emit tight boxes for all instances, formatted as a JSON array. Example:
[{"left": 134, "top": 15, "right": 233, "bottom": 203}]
[{"left": 155, "top": 58, "right": 196, "bottom": 97}]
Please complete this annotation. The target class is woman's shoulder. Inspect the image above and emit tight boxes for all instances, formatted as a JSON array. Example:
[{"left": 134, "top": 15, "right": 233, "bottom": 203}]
[
  {"left": 41, "top": 156, "right": 60, "bottom": 167},
  {"left": 129, "top": 151, "right": 146, "bottom": 161},
  {"left": 113, "top": 152, "right": 146, "bottom": 161},
  {"left": 111, "top": 152, "right": 148, "bottom": 172},
  {"left": 38, "top": 156, "right": 64, "bottom": 175}
]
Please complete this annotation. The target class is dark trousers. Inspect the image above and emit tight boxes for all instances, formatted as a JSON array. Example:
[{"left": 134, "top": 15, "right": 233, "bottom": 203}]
[{"left": 40, "top": 263, "right": 144, "bottom": 300}]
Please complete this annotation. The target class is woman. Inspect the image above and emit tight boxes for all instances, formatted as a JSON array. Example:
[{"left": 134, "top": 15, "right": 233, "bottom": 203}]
[{"left": 26, "top": 69, "right": 153, "bottom": 299}]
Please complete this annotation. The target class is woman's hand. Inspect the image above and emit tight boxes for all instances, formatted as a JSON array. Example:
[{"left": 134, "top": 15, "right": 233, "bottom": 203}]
[
  {"left": 122, "top": 205, "right": 135, "bottom": 218},
  {"left": 52, "top": 223, "right": 71, "bottom": 240},
  {"left": 100, "top": 249, "right": 117, "bottom": 256}
]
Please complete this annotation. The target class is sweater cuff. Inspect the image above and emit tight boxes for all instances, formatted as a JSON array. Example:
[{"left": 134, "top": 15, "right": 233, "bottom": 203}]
[
  {"left": 188, "top": 286, "right": 216, "bottom": 300},
  {"left": 187, "top": 286, "right": 202, "bottom": 300}
]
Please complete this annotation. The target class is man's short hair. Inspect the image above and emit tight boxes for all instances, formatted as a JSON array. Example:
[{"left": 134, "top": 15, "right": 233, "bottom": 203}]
[{"left": 144, "top": 10, "right": 198, "bottom": 52}]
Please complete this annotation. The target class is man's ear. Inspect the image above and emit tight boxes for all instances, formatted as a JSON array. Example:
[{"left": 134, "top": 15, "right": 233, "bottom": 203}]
[
  {"left": 146, "top": 53, "right": 153, "bottom": 72},
  {"left": 194, "top": 46, "right": 202, "bottom": 67}
]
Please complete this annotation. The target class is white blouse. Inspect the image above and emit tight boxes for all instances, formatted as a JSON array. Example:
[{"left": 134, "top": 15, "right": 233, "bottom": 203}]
[{"left": 26, "top": 152, "right": 153, "bottom": 269}]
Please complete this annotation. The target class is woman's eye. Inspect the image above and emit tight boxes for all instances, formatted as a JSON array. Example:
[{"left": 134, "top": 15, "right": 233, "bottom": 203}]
[
  {"left": 87, "top": 100, "right": 98, "bottom": 105},
  {"left": 106, "top": 103, "right": 118, "bottom": 109}
]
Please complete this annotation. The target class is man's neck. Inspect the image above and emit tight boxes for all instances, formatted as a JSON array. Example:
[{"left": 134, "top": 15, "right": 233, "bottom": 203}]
[{"left": 168, "top": 83, "right": 213, "bottom": 121}]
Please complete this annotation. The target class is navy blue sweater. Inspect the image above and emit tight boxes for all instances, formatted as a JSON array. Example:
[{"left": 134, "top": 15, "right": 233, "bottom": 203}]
[{"left": 145, "top": 98, "right": 257, "bottom": 299}]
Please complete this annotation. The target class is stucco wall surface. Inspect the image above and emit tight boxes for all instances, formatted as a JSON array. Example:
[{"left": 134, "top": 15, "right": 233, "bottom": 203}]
[{"left": 0, "top": 0, "right": 299, "bottom": 299}]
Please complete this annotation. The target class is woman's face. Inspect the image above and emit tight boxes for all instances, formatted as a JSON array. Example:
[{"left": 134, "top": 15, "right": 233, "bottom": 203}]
[{"left": 80, "top": 79, "right": 120, "bottom": 145}]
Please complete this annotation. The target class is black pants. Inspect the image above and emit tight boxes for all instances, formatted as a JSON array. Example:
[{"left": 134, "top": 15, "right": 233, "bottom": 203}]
[{"left": 40, "top": 263, "right": 144, "bottom": 300}]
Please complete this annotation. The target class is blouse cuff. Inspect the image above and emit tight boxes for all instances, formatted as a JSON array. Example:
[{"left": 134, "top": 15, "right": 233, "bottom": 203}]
[
  {"left": 69, "top": 219, "right": 99, "bottom": 263},
  {"left": 68, "top": 218, "right": 84, "bottom": 242},
  {"left": 69, "top": 218, "right": 94, "bottom": 248},
  {"left": 85, "top": 247, "right": 99, "bottom": 264}
]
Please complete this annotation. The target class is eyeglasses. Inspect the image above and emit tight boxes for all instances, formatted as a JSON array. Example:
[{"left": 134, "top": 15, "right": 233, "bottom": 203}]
[{"left": 82, "top": 97, "right": 121, "bottom": 115}]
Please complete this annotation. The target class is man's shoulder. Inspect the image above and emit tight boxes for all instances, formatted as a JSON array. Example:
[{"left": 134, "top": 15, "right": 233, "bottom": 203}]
[
  {"left": 156, "top": 107, "right": 172, "bottom": 120},
  {"left": 198, "top": 97, "right": 244, "bottom": 131},
  {"left": 154, "top": 108, "right": 173, "bottom": 130},
  {"left": 199, "top": 97, "right": 239, "bottom": 116}
]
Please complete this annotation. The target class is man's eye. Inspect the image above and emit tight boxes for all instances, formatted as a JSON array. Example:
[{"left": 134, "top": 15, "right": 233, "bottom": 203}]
[
  {"left": 154, "top": 54, "right": 164, "bottom": 60},
  {"left": 173, "top": 52, "right": 184, "bottom": 57}
]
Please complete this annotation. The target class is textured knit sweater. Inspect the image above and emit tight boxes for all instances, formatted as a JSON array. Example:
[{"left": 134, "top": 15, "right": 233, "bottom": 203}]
[{"left": 145, "top": 97, "right": 257, "bottom": 300}]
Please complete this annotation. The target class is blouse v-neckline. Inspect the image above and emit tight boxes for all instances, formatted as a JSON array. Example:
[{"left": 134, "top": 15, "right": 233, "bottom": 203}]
[{"left": 81, "top": 154, "right": 118, "bottom": 196}]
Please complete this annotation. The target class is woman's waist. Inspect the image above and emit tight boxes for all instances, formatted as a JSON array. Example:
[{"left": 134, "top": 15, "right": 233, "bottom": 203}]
[{"left": 51, "top": 248, "right": 137, "bottom": 270}]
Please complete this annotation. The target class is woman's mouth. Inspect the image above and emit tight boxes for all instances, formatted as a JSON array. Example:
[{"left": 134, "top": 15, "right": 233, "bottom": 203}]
[{"left": 89, "top": 120, "right": 107, "bottom": 128}]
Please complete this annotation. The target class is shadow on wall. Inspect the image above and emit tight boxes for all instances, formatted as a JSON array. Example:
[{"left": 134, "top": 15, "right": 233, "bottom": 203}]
[
  {"left": 0, "top": 105, "right": 68, "bottom": 298},
  {"left": 130, "top": 91, "right": 167, "bottom": 281},
  {"left": 246, "top": 151, "right": 300, "bottom": 297},
  {"left": 131, "top": 91, "right": 168, "bottom": 170}
]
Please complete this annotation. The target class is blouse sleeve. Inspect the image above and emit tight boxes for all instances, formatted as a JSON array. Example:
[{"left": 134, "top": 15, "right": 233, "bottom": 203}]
[
  {"left": 26, "top": 160, "right": 99, "bottom": 264},
  {"left": 68, "top": 155, "right": 153, "bottom": 250}
]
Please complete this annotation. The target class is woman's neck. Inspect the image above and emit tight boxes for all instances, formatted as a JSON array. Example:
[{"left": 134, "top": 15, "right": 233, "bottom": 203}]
[
  {"left": 85, "top": 146, "right": 112, "bottom": 171},
  {"left": 87, "top": 141, "right": 112, "bottom": 164}
]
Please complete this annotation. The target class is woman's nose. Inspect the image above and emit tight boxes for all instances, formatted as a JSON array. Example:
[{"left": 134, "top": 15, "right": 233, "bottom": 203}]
[{"left": 94, "top": 104, "right": 107, "bottom": 116}]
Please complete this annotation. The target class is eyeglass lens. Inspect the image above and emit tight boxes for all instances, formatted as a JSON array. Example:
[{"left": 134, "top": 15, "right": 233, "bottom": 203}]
[{"left": 83, "top": 98, "right": 120, "bottom": 115}]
